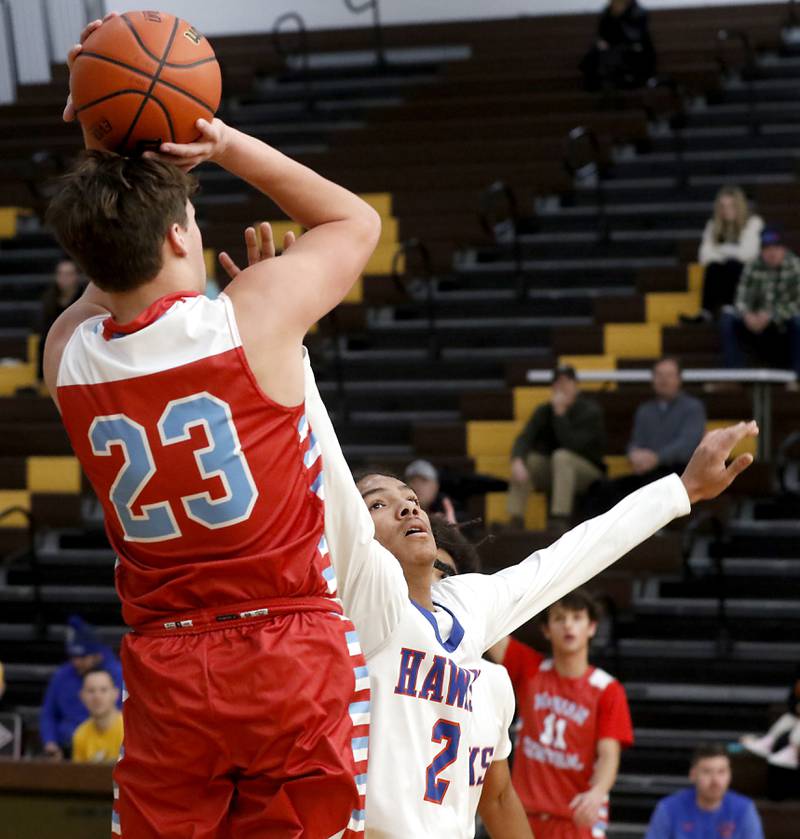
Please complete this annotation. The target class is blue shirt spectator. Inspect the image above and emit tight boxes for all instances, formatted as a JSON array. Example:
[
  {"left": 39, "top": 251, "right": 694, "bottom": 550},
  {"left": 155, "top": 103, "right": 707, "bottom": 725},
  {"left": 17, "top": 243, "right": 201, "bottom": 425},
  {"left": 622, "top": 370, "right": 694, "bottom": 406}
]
[
  {"left": 645, "top": 745, "right": 764, "bottom": 839},
  {"left": 40, "top": 616, "right": 123, "bottom": 759}
]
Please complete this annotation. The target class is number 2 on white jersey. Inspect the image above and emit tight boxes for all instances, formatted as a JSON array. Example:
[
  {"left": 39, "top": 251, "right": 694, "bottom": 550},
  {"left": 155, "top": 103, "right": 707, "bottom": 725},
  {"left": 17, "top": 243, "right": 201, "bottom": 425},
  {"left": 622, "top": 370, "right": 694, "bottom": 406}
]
[
  {"left": 89, "top": 392, "right": 257, "bottom": 542},
  {"left": 540, "top": 712, "right": 568, "bottom": 750},
  {"left": 424, "top": 719, "right": 461, "bottom": 804}
]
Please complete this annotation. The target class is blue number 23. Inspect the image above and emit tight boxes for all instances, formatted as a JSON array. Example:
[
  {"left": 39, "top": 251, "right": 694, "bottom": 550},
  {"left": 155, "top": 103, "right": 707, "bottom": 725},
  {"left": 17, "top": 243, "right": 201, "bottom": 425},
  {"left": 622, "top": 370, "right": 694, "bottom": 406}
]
[{"left": 89, "top": 392, "right": 257, "bottom": 542}]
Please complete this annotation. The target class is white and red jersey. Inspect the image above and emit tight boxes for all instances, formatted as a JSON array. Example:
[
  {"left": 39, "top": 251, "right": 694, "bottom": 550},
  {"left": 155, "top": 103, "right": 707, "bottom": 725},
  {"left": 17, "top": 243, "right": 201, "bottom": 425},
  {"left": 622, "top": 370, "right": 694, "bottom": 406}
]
[
  {"left": 302, "top": 350, "right": 687, "bottom": 839},
  {"left": 57, "top": 292, "right": 330, "bottom": 627},
  {"left": 504, "top": 638, "right": 633, "bottom": 826},
  {"left": 466, "top": 661, "right": 515, "bottom": 836}
]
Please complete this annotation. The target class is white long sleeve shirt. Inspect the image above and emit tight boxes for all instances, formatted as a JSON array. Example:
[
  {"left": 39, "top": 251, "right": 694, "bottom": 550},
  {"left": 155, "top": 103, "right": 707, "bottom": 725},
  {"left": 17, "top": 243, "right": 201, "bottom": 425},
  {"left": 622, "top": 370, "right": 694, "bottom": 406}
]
[
  {"left": 302, "top": 350, "right": 691, "bottom": 838},
  {"left": 698, "top": 215, "right": 763, "bottom": 266}
]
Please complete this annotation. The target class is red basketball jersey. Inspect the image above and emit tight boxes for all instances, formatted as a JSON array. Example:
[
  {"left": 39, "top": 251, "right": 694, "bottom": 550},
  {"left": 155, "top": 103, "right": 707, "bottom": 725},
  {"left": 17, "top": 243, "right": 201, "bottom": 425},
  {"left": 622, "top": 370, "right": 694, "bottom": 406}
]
[
  {"left": 57, "top": 292, "right": 333, "bottom": 626},
  {"left": 504, "top": 638, "right": 633, "bottom": 823}
]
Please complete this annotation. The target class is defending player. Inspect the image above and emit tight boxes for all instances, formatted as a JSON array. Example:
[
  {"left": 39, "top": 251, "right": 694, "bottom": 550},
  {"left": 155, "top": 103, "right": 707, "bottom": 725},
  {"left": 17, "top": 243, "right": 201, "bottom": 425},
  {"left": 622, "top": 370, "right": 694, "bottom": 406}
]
[
  {"left": 42, "top": 17, "right": 380, "bottom": 839},
  {"left": 431, "top": 522, "right": 532, "bottom": 839},
  {"left": 298, "top": 342, "right": 757, "bottom": 836},
  {"left": 490, "top": 590, "right": 632, "bottom": 838}
]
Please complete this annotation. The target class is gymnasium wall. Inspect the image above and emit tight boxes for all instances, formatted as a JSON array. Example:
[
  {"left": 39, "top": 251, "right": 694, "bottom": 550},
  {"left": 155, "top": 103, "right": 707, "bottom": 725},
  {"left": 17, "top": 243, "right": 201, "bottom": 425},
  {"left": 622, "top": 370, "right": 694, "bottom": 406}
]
[{"left": 114, "top": 0, "right": 791, "bottom": 36}]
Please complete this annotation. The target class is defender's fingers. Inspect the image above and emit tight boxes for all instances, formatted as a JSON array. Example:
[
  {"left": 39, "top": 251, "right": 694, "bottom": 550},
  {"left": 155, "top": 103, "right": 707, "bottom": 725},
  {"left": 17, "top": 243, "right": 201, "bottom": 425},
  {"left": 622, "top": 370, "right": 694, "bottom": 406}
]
[
  {"left": 218, "top": 251, "right": 241, "bottom": 279},
  {"left": 259, "top": 222, "right": 275, "bottom": 259},
  {"left": 725, "top": 452, "right": 754, "bottom": 480},
  {"left": 282, "top": 230, "right": 296, "bottom": 251},
  {"left": 158, "top": 140, "right": 212, "bottom": 158},
  {"left": 713, "top": 420, "right": 759, "bottom": 453},
  {"left": 244, "top": 227, "right": 260, "bottom": 265}
]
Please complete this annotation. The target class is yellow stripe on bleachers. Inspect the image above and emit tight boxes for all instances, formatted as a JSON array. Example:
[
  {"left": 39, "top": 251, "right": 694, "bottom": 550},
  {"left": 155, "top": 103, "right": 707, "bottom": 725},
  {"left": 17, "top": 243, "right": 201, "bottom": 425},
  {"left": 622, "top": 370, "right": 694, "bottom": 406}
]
[
  {"left": 513, "top": 387, "right": 551, "bottom": 421},
  {"left": 27, "top": 457, "right": 81, "bottom": 494},
  {"left": 27, "top": 334, "right": 39, "bottom": 366},
  {"left": 0, "top": 491, "right": 30, "bottom": 527},
  {"left": 688, "top": 262, "right": 704, "bottom": 295},
  {"left": 0, "top": 207, "right": 19, "bottom": 239},
  {"left": 467, "top": 420, "right": 524, "bottom": 458},
  {"left": 646, "top": 291, "right": 700, "bottom": 325},
  {"left": 558, "top": 354, "right": 617, "bottom": 391},
  {"left": 0, "top": 363, "right": 36, "bottom": 396},
  {"left": 604, "top": 454, "right": 632, "bottom": 478},
  {"left": 604, "top": 323, "right": 662, "bottom": 359},
  {"left": 484, "top": 491, "right": 546, "bottom": 530},
  {"left": 361, "top": 193, "right": 393, "bottom": 217}
]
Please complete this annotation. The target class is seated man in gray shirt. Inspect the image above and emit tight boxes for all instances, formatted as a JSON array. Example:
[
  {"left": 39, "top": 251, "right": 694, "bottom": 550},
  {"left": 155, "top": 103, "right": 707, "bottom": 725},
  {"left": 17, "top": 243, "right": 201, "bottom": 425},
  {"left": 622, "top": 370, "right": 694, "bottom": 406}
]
[{"left": 583, "top": 356, "right": 706, "bottom": 517}]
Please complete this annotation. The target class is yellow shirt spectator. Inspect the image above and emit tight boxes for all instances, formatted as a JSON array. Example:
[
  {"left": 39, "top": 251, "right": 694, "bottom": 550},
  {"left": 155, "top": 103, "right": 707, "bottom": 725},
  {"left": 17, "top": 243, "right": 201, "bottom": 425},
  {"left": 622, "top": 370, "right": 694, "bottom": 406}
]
[{"left": 72, "top": 711, "right": 123, "bottom": 763}]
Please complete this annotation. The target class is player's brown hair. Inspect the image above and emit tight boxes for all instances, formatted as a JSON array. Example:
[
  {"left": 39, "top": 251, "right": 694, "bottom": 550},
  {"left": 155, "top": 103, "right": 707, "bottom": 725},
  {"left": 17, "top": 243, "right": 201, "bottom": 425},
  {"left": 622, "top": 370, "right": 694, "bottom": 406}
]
[
  {"left": 541, "top": 588, "right": 600, "bottom": 624},
  {"left": 46, "top": 150, "right": 198, "bottom": 293}
]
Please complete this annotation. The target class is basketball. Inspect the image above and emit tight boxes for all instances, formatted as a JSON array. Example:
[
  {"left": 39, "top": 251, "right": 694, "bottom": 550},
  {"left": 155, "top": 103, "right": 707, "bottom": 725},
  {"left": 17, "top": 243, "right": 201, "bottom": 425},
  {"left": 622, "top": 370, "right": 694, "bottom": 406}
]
[{"left": 70, "top": 10, "right": 221, "bottom": 155}]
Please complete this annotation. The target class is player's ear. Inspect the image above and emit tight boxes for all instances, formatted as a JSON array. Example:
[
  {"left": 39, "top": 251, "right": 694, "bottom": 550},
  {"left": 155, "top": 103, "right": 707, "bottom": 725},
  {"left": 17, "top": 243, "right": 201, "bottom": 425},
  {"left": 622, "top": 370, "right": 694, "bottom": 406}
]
[
  {"left": 166, "top": 222, "right": 188, "bottom": 257},
  {"left": 588, "top": 620, "right": 598, "bottom": 639}
]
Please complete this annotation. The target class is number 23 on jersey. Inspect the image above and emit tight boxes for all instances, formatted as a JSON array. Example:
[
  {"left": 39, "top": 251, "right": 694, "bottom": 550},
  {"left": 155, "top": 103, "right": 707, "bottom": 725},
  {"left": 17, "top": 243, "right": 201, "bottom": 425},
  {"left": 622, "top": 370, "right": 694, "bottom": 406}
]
[{"left": 89, "top": 391, "right": 257, "bottom": 542}]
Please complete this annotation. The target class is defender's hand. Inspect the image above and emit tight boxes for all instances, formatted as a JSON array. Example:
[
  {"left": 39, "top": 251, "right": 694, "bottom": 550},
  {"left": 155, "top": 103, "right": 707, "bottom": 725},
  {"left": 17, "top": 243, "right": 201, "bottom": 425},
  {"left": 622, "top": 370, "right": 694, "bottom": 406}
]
[
  {"left": 680, "top": 421, "right": 758, "bottom": 504},
  {"left": 218, "top": 222, "right": 296, "bottom": 280}
]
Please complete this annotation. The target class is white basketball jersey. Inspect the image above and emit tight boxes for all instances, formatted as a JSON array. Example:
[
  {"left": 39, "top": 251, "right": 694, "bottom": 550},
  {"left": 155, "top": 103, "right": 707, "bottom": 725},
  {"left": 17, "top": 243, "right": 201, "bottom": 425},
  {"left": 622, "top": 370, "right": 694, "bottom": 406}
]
[
  {"left": 466, "top": 661, "right": 515, "bottom": 835},
  {"left": 302, "top": 349, "right": 690, "bottom": 839}
]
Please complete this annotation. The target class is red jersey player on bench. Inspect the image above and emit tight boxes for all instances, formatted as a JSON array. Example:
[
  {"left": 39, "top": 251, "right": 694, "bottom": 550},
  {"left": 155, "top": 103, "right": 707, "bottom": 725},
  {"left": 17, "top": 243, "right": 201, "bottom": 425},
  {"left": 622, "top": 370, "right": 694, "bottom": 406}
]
[{"left": 42, "top": 16, "right": 381, "bottom": 839}]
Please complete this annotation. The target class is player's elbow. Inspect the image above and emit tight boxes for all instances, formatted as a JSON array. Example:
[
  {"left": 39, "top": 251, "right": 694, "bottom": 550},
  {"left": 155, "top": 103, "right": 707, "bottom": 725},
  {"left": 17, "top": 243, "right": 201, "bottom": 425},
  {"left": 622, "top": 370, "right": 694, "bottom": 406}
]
[{"left": 351, "top": 203, "right": 382, "bottom": 254}]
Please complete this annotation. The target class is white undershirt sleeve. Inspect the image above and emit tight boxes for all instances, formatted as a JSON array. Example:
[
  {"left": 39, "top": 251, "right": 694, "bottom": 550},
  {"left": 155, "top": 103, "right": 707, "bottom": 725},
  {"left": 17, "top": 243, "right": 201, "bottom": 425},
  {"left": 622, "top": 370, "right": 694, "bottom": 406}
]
[
  {"left": 446, "top": 475, "right": 691, "bottom": 652},
  {"left": 303, "top": 349, "right": 408, "bottom": 656}
]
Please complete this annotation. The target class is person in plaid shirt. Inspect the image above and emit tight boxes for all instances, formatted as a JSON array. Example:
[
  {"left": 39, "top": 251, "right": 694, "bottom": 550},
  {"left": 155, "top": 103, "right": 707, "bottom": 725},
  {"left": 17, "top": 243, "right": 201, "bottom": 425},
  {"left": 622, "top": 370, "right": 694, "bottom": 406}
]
[{"left": 720, "top": 226, "right": 800, "bottom": 373}]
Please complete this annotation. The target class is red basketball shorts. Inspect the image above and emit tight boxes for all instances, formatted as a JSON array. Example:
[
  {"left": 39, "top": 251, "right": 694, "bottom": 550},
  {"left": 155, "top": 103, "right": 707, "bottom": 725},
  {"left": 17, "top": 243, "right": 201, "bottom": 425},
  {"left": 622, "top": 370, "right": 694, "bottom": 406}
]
[
  {"left": 111, "top": 599, "right": 369, "bottom": 839},
  {"left": 528, "top": 814, "right": 597, "bottom": 839}
]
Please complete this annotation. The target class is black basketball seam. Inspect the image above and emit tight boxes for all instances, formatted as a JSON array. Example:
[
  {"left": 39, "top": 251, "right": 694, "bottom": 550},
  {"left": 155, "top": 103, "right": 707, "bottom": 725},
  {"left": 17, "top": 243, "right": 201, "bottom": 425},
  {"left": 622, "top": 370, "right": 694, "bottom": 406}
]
[
  {"left": 120, "top": 13, "right": 214, "bottom": 69},
  {"left": 117, "top": 16, "right": 180, "bottom": 154},
  {"left": 74, "top": 88, "right": 147, "bottom": 116},
  {"left": 149, "top": 94, "right": 176, "bottom": 143},
  {"left": 76, "top": 51, "right": 218, "bottom": 113}
]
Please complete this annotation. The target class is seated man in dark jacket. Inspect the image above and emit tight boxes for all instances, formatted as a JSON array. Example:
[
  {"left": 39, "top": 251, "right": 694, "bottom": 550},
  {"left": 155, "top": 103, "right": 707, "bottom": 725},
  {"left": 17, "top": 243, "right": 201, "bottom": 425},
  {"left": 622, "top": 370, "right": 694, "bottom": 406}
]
[{"left": 508, "top": 365, "right": 605, "bottom": 529}]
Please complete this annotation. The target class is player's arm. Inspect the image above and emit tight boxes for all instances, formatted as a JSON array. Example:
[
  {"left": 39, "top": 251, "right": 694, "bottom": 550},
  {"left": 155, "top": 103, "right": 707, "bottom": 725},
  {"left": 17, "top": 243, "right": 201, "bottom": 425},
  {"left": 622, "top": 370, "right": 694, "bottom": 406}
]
[
  {"left": 151, "top": 119, "right": 380, "bottom": 334},
  {"left": 43, "top": 283, "right": 114, "bottom": 410},
  {"left": 303, "top": 349, "right": 408, "bottom": 655},
  {"left": 570, "top": 738, "right": 621, "bottom": 827},
  {"left": 456, "top": 422, "right": 757, "bottom": 651},
  {"left": 477, "top": 759, "right": 533, "bottom": 839}
]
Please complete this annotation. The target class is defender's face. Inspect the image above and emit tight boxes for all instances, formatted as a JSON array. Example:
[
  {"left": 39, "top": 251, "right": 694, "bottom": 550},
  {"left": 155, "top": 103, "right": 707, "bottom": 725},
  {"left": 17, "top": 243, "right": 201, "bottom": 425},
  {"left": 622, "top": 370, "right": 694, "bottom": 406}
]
[{"left": 358, "top": 475, "right": 437, "bottom": 571}]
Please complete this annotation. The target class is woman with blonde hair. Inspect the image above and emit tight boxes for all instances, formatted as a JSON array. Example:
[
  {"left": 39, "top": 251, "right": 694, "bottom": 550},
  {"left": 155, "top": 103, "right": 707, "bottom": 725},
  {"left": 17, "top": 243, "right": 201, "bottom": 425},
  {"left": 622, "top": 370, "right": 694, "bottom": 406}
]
[{"left": 689, "top": 186, "right": 763, "bottom": 322}]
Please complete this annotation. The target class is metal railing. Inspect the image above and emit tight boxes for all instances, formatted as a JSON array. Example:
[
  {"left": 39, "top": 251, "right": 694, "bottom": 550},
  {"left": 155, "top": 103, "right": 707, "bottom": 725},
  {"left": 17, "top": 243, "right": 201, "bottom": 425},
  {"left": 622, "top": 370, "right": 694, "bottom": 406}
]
[
  {"left": 272, "top": 11, "right": 314, "bottom": 111},
  {"left": 0, "top": 506, "right": 44, "bottom": 638},
  {"left": 391, "top": 238, "right": 438, "bottom": 360},
  {"left": 344, "top": 0, "right": 386, "bottom": 66},
  {"left": 716, "top": 28, "right": 759, "bottom": 135},
  {"left": 479, "top": 181, "right": 525, "bottom": 295},
  {"left": 643, "top": 75, "right": 689, "bottom": 189},
  {"left": 563, "top": 126, "right": 609, "bottom": 243}
]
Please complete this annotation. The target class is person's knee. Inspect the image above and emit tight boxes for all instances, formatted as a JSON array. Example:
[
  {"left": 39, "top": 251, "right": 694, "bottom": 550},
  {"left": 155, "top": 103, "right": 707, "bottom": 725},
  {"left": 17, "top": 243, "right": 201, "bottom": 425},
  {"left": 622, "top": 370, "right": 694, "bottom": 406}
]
[{"left": 551, "top": 448, "right": 576, "bottom": 471}]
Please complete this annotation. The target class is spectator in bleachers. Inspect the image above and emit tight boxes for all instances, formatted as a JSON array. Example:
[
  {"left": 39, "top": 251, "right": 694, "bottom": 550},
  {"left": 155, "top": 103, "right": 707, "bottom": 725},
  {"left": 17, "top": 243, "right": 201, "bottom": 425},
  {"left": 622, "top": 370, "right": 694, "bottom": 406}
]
[
  {"left": 40, "top": 616, "right": 122, "bottom": 760},
  {"left": 720, "top": 226, "right": 800, "bottom": 374},
  {"left": 740, "top": 664, "right": 800, "bottom": 772},
  {"left": 71, "top": 668, "right": 123, "bottom": 764},
  {"left": 582, "top": 357, "right": 706, "bottom": 517},
  {"left": 684, "top": 186, "right": 763, "bottom": 323},
  {"left": 37, "top": 259, "right": 83, "bottom": 381},
  {"left": 404, "top": 459, "right": 457, "bottom": 524},
  {"left": 644, "top": 744, "right": 764, "bottom": 839},
  {"left": 509, "top": 365, "right": 605, "bottom": 530},
  {"left": 580, "top": 0, "right": 656, "bottom": 92}
]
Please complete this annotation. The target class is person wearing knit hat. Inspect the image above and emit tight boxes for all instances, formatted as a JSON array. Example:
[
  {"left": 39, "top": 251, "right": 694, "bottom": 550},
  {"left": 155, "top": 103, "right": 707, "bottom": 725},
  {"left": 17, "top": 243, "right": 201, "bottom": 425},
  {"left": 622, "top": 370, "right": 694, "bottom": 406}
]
[{"left": 39, "top": 616, "right": 123, "bottom": 760}]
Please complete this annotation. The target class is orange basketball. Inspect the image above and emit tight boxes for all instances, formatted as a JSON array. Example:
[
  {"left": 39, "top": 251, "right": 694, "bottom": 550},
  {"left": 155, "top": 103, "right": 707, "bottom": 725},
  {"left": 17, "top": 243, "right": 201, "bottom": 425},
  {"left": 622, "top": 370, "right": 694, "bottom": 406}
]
[{"left": 70, "top": 10, "right": 221, "bottom": 156}]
